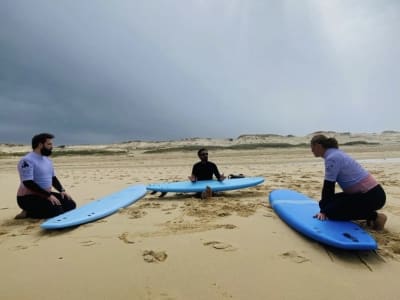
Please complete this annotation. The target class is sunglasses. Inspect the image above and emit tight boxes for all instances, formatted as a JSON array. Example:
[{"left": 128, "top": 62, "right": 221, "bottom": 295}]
[{"left": 200, "top": 152, "right": 208, "bottom": 156}]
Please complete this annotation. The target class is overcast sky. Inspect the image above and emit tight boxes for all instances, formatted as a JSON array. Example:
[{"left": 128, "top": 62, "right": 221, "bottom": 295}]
[{"left": 1, "top": 1, "right": 399, "bottom": 145}]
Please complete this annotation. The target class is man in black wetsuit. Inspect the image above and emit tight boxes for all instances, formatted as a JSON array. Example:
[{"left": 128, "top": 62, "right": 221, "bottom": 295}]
[{"left": 188, "top": 148, "right": 225, "bottom": 198}]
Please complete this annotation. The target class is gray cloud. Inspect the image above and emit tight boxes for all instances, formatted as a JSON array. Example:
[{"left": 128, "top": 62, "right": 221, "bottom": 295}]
[{"left": 1, "top": 0, "right": 399, "bottom": 145}]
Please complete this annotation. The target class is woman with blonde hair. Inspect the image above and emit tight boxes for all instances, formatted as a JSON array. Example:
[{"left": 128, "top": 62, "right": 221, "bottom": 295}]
[{"left": 310, "top": 134, "right": 387, "bottom": 230}]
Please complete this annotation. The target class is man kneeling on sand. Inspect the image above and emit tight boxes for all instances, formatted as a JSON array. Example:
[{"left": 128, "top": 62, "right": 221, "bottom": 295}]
[{"left": 15, "top": 133, "right": 76, "bottom": 219}]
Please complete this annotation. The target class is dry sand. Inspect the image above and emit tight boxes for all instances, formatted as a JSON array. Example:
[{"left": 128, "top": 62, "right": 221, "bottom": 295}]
[{"left": 1, "top": 133, "right": 400, "bottom": 299}]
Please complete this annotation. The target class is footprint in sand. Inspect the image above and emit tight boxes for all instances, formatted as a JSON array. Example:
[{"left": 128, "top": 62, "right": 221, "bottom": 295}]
[
  {"left": 390, "top": 243, "right": 400, "bottom": 255},
  {"left": 218, "top": 224, "right": 236, "bottom": 230},
  {"left": 203, "top": 241, "right": 237, "bottom": 252},
  {"left": 143, "top": 250, "right": 168, "bottom": 263},
  {"left": 374, "top": 231, "right": 400, "bottom": 261},
  {"left": 125, "top": 208, "right": 147, "bottom": 219},
  {"left": 280, "top": 250, "right": 310, "bottom": 263},
  {"left": 119, "top": 232, "right": 135, "bottom": 244},
  {"left": 139, "top": 202, "right": 161, "bottom": 209},
  {"left": 216, "top": 210, "right": 231, "bottom": 217},
  {"left": 263, "top": 213, "right": 277, "bottom": 219},
  {"left": 161, "top": 204, "right": 178, "bottom": 212},
  {"left": 14, "top": 245, "right": 29, "bottom": 250},
  {"left": 80, "top": 240, "right": 96, "bottom": 247}
]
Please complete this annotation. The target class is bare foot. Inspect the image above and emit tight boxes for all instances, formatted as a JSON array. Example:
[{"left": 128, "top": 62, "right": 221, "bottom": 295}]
[
  {"left": 201, "top": 186, "right": 213, "bottom": 199},
  {"left": 373, "top": 213, "right": 387, "bottom": 231},
  {"left": 14, "top": 210, "right": 28, "bottom": 219}
]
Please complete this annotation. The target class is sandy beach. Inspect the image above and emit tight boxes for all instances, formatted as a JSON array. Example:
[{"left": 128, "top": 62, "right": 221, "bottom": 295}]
[{"left": 1, "top": 133, "right": 400, "bottom": 299}]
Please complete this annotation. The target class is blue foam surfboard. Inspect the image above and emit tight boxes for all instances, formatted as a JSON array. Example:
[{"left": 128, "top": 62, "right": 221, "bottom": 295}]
[
  {"left": 269, "top": 189, "right": 377, "bottom": 250},
  {"left": 41, "top": 185, "right": 147, "bottom": 230},
  {"left": 147, "top": 177, "right": 264, "bottom": 193}
]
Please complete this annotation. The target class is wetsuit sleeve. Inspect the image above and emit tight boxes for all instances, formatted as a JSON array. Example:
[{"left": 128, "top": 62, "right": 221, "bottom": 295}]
[
  {"left": 319, "top": 180, "right": 335, "bottom": 213},
  {"left": 22, "top": 180, "right": 51, "bottom": 197},
  {"left": 52, "top": 176, "right": 64, "bottom": 192},
  {"left": 191, "top": 164, "right": 197, "bottom": 176},
  {"left": 213, "top": 164, "right": 222, "bottom": 180}
]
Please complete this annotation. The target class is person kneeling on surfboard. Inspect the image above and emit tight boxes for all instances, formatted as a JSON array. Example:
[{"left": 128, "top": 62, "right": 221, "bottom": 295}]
[
  {"left": 311, "top": 134, "right": 387, "bottom": 230},
  {"left": 15, "top": 133, "right": 76, "bottom": 219},
  {"left": 188, "top": 148, "right": 225, "bottom": 199}
]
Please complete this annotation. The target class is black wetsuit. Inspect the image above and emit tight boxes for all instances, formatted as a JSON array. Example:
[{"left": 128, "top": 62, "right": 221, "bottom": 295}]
[{"left": 191, "top": 161, "right": 222, "bottom": 181}]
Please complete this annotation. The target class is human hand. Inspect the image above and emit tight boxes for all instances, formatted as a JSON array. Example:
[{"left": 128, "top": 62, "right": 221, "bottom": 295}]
[
  {"left": 188, "top": 175, "right": 197, "bottom": 182},
  {"left": 313, "top": 212, "right": 327, "bottom": 220},
  {"left": 218, "top": 173, "right": 226, "bottom": 181},
  {"left": 60, "top": 191, "right": 70, "bottom": 200},
  {"left": 48, "top": 195, "right": 61, "bottom": 206}
]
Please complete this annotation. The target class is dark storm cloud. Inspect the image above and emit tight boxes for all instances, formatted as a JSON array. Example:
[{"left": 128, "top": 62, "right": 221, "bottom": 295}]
[
  {"left": 1, "top": 1, "right": 399, "bottom": 144},
  {"left": 0, "top": 1, "right": 210, "bottom": 144}
]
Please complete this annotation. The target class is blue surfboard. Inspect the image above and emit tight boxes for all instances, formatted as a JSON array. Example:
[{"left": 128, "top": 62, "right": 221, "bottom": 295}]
[
  {"left": 269, "top": 189, "right": 377, "bottom": 250},
  {"left": 146, "top": 177, "right": 264, "bottom": 193},
  {"left": 41, "top": 185, "right": 147, "bottom": 230}
]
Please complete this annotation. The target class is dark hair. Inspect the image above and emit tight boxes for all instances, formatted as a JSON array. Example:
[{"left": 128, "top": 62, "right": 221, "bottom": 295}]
[
  {"left": 310, "top": 134, "right": 338, "bottom": 149},
  {"left": 32, "top": 133, "right": 54, "bottom": 149},
  {"left": 197, "top": 148, "right": 207, "bottom": 156}
]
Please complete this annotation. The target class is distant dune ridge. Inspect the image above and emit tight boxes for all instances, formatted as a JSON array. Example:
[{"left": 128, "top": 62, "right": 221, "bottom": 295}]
[{"left": 1, "top": 131, "right": 400, "bottom": 155}]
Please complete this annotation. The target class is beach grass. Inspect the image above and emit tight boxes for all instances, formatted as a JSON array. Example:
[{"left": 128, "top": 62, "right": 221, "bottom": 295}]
[
  {"left": 143, "top": 143, "right": 308, "bottom": 154},
  {"left": 143, "top": 141, "right": 379, "bottom": 154}
]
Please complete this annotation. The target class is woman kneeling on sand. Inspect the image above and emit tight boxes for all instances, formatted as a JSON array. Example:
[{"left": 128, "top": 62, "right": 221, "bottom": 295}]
[{"left": 311, "top": 134, "right": 387, "bottom": 230}]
